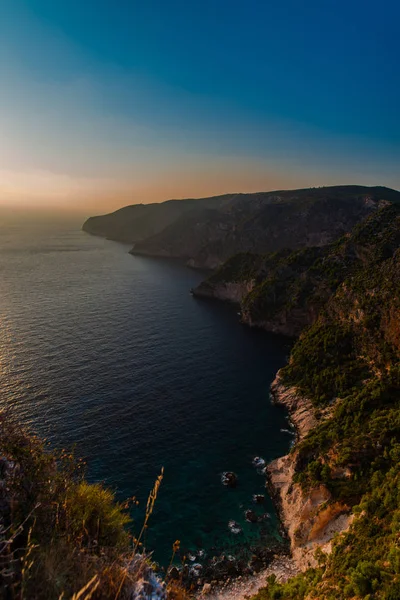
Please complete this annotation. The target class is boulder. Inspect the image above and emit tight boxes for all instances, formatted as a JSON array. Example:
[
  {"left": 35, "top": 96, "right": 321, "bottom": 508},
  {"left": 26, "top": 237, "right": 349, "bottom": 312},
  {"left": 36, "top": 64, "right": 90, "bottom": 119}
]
[
  {"left": 228, "top": 520, "right": 242, "bottom": 534},
  {"left": 250, "top": 555, "right": 264, "bottom": 573},
  {"left": 253, "top": 494, "right": 265, "bottom": 504},
  {"left": 252, "top": 456, "right": 266, "bottom": 469},
  {"left": 221, "top": 471, "right": 238, "bottom": 487},
  {"left": 245, "top": 509, "right": 259, "bottom": 523}
]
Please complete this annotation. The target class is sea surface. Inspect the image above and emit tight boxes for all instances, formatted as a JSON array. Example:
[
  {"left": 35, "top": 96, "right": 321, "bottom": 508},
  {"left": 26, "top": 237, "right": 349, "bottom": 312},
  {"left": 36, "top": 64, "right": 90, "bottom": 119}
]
[{"left": 0, "top": 215, "right": 292, "bottom": 564}]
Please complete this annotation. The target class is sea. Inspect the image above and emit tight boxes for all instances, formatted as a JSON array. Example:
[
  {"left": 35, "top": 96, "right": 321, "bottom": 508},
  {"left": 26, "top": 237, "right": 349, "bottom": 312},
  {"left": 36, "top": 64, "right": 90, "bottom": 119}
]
[{"left": 0, "top": 213, "right": 293, "bottom": 565}]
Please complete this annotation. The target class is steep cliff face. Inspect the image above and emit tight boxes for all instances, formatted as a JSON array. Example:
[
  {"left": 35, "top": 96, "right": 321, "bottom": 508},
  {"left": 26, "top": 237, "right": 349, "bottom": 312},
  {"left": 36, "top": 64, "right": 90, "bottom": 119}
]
[
  {"left": 194, "top": 203, "right": 400, "bottom": 337},
  {"left": 254, "top": 220, "right": 400, "bottom": 597},
  {"left": 267, "top": 374, "right": 352, "bottom": 570},
  {"left": 193, "top": 280, "right": 255, "bottom": 303},
  {"left": 82, "top": 194, "right": 234, "bottom": 243},
  {"left": 192, "top": 252, "right": 269, "bottom": 302},
  {"left": 132, "top": 186, "right": 399, "bottom": 267},
  {"left": 83, "top": 186, "right": 400, "bottom": 268}
]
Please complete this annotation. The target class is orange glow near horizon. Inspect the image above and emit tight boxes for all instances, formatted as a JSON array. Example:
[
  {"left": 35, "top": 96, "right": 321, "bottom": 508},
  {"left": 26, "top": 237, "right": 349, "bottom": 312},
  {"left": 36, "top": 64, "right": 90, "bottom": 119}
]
[
  {"left": 1, "top": 2, "right": 399, "bottom": 219},
  {"left": 0, "top": 163, "right": 306, "bottom": 214},
  {"left": 1, "top": 159, "right": 397, "bottom": 217}
]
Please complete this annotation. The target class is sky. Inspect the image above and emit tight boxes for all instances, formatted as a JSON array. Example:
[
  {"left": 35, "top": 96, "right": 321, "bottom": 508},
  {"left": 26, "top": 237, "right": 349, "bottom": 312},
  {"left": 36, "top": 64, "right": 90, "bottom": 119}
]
[{"left": 0, "top": 0, "right": 399, "bottom": 215}]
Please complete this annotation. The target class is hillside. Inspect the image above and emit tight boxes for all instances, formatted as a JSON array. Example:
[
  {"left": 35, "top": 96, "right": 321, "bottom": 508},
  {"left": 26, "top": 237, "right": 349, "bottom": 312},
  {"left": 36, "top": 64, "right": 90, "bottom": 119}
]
[
  {"left": 83, "top": 186, "right": 400, "bottom": 268},
  {"left": 82, "top": 194, "right": 235, "bottom": 243},
  {"left": 250, "top": 224, "right": 400, "bottom": 599},
  {"left": 193, "top": 204, "right": 400, "bottom": 597},
  {"left": 16, "top": 189, "right": 400, "bottom": 599},
  {"left": 0, "top": 415, "right": 187, "bottom": 599},
  {"left": 193, "top": 203, "right": 400, "bottom": 335}
]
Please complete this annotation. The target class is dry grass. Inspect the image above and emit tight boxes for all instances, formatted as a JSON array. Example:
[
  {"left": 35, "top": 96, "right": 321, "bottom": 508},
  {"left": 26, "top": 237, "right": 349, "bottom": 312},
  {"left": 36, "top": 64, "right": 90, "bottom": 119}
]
[{"left": 0, "top": 414, "right": 174, "bottom": 599}]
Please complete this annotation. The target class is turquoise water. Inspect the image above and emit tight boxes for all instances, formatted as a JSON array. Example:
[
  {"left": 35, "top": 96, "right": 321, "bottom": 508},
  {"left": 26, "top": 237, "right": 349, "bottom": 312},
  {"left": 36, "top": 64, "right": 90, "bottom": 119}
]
[{"left": 0, "top": 217, "right": 292, "bottom": 564}]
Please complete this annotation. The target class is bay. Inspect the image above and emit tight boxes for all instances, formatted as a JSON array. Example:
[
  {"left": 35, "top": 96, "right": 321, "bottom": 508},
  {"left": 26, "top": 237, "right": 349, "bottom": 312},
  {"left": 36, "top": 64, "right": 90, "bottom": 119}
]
[{"left": 0, "top": 216, "right": 292, "bottom": 563}]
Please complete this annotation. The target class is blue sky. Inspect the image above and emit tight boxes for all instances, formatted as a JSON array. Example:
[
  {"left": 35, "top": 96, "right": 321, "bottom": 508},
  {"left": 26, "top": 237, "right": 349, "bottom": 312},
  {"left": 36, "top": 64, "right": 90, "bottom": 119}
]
[{"left": 0, "top": 0, "right": 399, "bottom": 213}]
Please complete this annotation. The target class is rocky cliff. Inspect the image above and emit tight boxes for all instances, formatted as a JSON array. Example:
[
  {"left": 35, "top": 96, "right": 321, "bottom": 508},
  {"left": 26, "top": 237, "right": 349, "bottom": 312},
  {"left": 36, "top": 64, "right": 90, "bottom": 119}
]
[
  {"left": 82, "top": 194, "right": 234, "bottom": 243},
  {"left": 249, "top": 207, "right": 400, "bottom": 598},
  {"left": 193, "top": 202, "right": 400, "bottom": 336},
  {"left": 193, "top": 280, "right": 255, "bottom": 303},
  {"left": 132, "top": 186, "right": 400, "bottom": 268},
  {"left": 83, "top": 186, "right": 400, "bottom": 268},
  {"left": 192, "top": 201, "right": 400, "bottom": 596},
  {"left": 266, "top": 374, "right": 353, "bottom": 571}
]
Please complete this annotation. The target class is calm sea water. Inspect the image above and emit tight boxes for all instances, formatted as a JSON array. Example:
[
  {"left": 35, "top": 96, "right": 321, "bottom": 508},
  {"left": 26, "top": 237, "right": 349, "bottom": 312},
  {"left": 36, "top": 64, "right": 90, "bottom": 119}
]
[{"left": 0, "top": 216, "right": 292, "bottom": 564}]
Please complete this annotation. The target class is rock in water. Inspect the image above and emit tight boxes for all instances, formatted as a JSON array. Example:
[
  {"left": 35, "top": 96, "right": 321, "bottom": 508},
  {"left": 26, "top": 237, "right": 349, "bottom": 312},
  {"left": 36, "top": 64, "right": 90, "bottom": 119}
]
[
  {"left": 249, "top": 555, "right": 264, "bottom": 573},
  {"left": 245, "top": 509, "right": 259, "bottom": 523},
  {"left": 228, "top": 520, "right": 242, "bottom": 534},
  {"left": 221, "top": 471, "right": 238, "bottom": 487},
  {"left": 253, "top": 494, "right": 265, "bottom": 504},
  {"left": 190, "top": 563, "right": 203, "bottom": 578},
  {"left": 252, "top": 456, "right": 266, "bottom": 469}
]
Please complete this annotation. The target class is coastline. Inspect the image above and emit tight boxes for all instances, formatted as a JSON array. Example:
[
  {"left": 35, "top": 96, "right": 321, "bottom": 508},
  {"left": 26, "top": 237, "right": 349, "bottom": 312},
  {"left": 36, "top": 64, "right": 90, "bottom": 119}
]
[
  {"left": 266, "top": 371, "right": 353, "bottom": 572},
  {"left": 82, "top": 230, "right": 355, "bottom": 595},
  {"left": 199, "top": 554, "right": 299, "bottom": 599},
  {"left": 196, "top": 366, "right": 354, "bottom": 597},
  {"left": 194, "top": 370, "right": 314, "bottom": 598}
]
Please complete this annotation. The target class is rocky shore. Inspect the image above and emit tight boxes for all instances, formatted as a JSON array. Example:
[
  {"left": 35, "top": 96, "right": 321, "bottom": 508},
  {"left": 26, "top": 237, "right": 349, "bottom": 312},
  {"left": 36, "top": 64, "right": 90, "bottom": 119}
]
[
  {"left": 183, "top": 308, "right": 354, "bottom": 596},
  {"left": 192, "top": 372, "right": 324, "bottom": 597},
  {"left": 197, "top": 554, "right": 299, "bottom": 599},
  {"left": 196, "top": 369, "right": 354, "bottom": 596},
  {"left": 190, "top": 367, "right": 354, "bottom": 598}
]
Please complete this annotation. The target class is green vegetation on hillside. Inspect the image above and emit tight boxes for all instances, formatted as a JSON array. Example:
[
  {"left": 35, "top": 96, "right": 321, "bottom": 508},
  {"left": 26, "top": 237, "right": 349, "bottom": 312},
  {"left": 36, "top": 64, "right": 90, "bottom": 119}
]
[
  {"left": 251, "top": 208, "right": 400, "bottom": 598},
  {"left": 197, "top": 204, "right": 400, "bottom": 336},
  {"left": 241, "top": 246, "right": 328, "bottom": 327},
  {"left": 7, "top": 197, "right": 400, "bottom": 599},
  {"left": 281, "top": 320, "right": 366, "bottom": 406},
  {"left": 206, "top": 252, "right": 268, "bottom": 283},
  {"left": 97, "top": 185, "right": 400, "bottom": 268}
]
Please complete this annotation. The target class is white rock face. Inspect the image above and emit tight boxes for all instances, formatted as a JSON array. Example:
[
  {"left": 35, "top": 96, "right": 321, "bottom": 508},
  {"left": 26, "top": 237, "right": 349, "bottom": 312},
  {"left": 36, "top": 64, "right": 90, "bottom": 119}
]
[{"left": 267, "top": 371, "right": 353, "bottom": 570}]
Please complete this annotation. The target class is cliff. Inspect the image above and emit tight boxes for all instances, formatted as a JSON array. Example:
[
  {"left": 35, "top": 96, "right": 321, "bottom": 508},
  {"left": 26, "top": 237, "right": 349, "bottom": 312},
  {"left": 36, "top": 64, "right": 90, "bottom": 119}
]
[
  {"left": 131, "top": 186, "right": 400, "bottom": 268},
  {"left": 193, "top": 252, "right": 269, "bottom": 302},
  {"left": 83, "top": 186, "right": 400, "bottom": 268},
  {"left": 193, "top": 205, "right": 400, "bottom": 593},
  {"left": 266, "top": 374, "right": 352, "bottom": 571},
  {"left": 194, "top": 202, "right": 400, "bottom": 336},
  {"left": 250, "top": 206, "right": 400, "bottom": 598},
  {"left": 193, "top": 208, "right": 400, "bottom": 587},
  {"left": 82, "top": 194, "right": 234, "bottom": 243}
]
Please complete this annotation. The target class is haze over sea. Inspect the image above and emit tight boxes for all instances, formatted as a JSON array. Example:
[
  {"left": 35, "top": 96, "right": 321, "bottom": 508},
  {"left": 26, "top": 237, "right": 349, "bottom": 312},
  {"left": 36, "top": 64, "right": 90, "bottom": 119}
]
[{"left": 0, "top": 215, "right": 292, "bottom": 563}]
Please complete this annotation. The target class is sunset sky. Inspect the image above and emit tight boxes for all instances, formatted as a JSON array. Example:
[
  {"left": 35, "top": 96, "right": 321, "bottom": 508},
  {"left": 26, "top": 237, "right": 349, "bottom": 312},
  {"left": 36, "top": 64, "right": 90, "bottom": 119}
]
[{"left": 1, "top": 0, "right": 399, "bottom": 215}]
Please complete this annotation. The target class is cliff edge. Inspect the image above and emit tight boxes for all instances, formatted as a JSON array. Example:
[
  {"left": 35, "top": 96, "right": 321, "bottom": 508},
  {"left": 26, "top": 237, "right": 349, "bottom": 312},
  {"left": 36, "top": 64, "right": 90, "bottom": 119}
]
[
  {"left": 249, "top": 204, "right": 400, "bottom": 598},
  {"left": 267, "top": 373, "right": 353, "bottom": 571}
]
